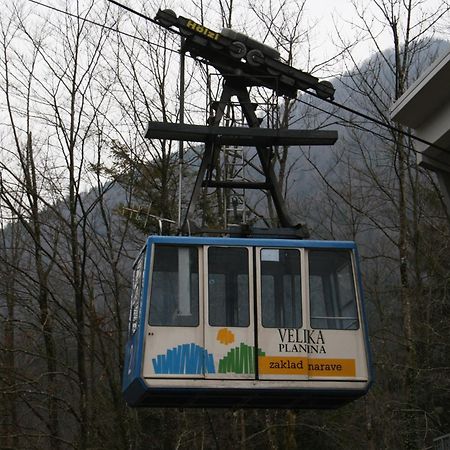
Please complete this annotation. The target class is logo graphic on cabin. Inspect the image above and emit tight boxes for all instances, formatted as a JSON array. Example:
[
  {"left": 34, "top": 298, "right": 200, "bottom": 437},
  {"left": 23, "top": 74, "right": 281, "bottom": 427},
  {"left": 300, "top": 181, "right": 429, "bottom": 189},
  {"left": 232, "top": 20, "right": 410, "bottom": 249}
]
[
  {"left": 152, "top": 341, "right": 355, "bottom": 377},
  {"left": 152, "top": 343, "right": 215, "bottom": 374},
  {"left": 218, "top": 343, "right": 265, "bottom": 374},
  {"left": 152, "top": 341, "right": 265, "bottom": 375},
  {"left": 216, "top": 328, "right": 235, "bottom": 345}
]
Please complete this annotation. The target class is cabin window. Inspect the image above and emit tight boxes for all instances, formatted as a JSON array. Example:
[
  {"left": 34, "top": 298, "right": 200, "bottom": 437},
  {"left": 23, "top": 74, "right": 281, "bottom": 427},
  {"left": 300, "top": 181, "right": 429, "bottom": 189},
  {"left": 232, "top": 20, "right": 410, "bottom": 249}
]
[
  {"left": 260, "top": 248, "right": 302, "bottom": 328},
  {"left": 148, "top": 245, "right": 199, "bottom": 327},
  {"left": 128, "top": 251, "right": 145, "bottom": 336},
  {"left": 208, "top": 247, "right": 250, "bottom": 327},
  {"left": 309, "top": 250, "right": 359, "bottom": 330}
]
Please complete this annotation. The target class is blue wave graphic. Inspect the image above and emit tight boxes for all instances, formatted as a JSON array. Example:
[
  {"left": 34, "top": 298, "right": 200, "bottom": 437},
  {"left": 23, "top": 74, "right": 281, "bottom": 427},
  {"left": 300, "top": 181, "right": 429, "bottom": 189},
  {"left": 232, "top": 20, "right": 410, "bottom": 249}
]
[{"left": 152, "top": 343, "right": 215, "bottom": 374}]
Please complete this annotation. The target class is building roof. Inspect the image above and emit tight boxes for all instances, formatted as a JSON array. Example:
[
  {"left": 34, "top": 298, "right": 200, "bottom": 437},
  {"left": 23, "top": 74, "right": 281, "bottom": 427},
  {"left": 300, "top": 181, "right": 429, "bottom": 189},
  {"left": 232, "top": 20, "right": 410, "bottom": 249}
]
[
  {"left": 390, "top": 48, "right": 450, "bottom": 209},
  {"left": 391, "top": 50, "right": 450, "bottom": 129}
]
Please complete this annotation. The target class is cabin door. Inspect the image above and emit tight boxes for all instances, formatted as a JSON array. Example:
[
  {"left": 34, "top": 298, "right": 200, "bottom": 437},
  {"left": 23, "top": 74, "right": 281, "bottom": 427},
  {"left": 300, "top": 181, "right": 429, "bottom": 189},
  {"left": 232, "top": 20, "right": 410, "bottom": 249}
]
[
  {"left": 143, "top": 244, "right": 204, "bottom": 378},
  {"left": 203, "top": 245, "right": 256, "bottom": 379},
  {"left": 306, "top": 249, "right": 368, "bottom": 381},
  {"left": 255, "top": 247, "right": 309, "bottom": 381}
]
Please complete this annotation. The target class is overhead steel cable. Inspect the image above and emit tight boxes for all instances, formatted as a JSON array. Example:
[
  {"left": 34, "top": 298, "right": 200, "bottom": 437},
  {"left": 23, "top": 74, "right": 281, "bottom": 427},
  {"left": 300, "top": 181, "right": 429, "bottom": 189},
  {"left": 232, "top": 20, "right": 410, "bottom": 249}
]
[
  {"left": 306, "top": 90, "right": 450, "bottom": 158},
  {"left": 297, "top": 97, "right": 450, "bottom": 173},
  {"left": 29, "top": 0, "right": 450, "bottom": 165},
  {"left": 105, "top": 0, "right": 183, "bottom": 37},
  {"left": 28, "top": 0, "right": 180, "bottom": 54},
  {"left": 106, "top": 1, "right": 450, "bottom": 160}
]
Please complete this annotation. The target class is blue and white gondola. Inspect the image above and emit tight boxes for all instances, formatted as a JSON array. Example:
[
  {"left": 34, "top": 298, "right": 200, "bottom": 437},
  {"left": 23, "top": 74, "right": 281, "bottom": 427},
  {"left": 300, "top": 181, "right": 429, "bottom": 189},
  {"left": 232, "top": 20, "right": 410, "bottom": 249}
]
[{"left": 122, "top": 235, "right": 373, "bottom": 408}]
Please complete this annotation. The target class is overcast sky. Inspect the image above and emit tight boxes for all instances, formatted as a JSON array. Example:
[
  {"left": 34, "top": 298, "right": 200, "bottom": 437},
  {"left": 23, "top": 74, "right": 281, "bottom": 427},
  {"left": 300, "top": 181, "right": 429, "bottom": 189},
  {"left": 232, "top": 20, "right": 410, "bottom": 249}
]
[
  {"left": 307, "top": 0, "right": 449, "bottom": 73},
  {"left": 24, "top": 0, "right": 450, "bottom": 80}
]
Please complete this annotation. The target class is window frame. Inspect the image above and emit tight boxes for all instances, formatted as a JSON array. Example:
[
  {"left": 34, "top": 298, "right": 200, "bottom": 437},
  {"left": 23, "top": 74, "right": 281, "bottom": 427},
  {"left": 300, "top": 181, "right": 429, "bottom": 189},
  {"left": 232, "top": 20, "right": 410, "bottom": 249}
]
[
  {"left": 206, "top": 245, "right": 251, "bottom": 328},
  {"left": 128, "top": 249, "right": 145, "bottom": 337},
  {"left": 308, "top": 249, "right": 360, "bottom": 331},
  {"left": 148, "top": 244, "right": 200, "bottom": 328},
  {"left": 260, "top": 247, "right": 303, "bottom": 329}
]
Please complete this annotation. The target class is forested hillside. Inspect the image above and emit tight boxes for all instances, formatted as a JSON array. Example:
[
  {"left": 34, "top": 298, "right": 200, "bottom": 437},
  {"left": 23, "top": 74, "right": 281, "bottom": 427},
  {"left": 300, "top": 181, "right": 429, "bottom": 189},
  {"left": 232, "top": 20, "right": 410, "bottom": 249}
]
[{"left": 0, "top": 1, "right": 449, "bottom": 449}]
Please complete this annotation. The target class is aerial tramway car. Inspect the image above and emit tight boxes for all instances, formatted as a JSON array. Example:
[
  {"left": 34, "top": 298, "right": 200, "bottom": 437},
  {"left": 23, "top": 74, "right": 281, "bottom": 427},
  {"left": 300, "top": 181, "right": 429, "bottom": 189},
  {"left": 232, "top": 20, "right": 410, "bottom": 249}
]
[
  {"left": 122, "top": 235, "right": 373, "bottom": 408},
  {"left": 121, "top": 7, "right": 372, "bottom": 409}
]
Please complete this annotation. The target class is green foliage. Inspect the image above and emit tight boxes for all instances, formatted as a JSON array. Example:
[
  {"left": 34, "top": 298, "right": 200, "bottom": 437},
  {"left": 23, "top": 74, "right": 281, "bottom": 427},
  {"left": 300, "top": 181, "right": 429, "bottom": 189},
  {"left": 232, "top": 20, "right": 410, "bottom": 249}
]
[{"left": 103, "top": 139, "right": 180, "bottom": 235}]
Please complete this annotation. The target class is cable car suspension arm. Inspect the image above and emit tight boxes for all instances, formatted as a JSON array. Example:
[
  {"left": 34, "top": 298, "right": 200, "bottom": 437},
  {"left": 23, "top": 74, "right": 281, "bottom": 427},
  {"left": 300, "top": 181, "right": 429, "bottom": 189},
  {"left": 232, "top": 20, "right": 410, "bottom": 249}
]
[{"left": 145, "top": 10, "right": 338, "bottom": 237}]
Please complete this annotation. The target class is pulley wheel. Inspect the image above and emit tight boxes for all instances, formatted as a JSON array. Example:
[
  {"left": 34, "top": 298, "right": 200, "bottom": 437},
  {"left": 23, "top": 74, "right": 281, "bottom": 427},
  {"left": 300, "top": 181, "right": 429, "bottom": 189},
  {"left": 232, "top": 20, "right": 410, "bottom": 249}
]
[
  {"left": 229, "top": 41, "right": 247, "bottom": 59},
  {"left": 246, "top": 49, "right": 264, "bottom": 66}
]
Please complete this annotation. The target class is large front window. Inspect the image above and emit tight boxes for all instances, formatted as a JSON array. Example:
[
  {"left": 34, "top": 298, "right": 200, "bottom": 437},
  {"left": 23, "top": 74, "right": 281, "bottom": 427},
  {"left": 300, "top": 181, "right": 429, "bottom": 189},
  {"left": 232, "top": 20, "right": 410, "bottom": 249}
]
[
  {"left": 148, "top": 245, "right": 199, "bottom": 327},
  {"left": 208, "top": 247, "right": 250, "bottom": 327},
  {"left": 260, "top": 248, "right": 302, "bottom": 328},
  {"left": 309, "top": 250, "right": 359, "bottom": 330}
]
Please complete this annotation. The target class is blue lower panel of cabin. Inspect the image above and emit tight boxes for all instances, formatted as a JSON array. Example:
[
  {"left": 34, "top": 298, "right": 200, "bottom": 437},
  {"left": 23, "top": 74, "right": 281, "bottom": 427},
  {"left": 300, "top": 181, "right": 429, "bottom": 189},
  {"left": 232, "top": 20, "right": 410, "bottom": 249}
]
[{"left": 123, "top": 378, "right": 370, "bottom": 409}]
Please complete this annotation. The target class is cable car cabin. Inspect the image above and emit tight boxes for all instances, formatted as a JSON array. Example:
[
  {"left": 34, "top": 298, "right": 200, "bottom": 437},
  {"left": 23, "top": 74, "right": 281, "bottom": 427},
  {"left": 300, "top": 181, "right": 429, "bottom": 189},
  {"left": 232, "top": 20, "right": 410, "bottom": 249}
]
[{"left": 122, "top": 236, "right": 372, "bottom": 409}]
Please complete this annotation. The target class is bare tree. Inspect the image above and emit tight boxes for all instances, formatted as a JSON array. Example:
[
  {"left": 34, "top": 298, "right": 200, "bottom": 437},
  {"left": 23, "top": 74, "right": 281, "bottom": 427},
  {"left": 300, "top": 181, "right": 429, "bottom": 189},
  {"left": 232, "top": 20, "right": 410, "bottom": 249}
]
[
  {"left": 301, "top": 1, "right": 450, "bottom": 447},
  {"left": 0, "top": 1, "right": 125, "bottom": 447}
]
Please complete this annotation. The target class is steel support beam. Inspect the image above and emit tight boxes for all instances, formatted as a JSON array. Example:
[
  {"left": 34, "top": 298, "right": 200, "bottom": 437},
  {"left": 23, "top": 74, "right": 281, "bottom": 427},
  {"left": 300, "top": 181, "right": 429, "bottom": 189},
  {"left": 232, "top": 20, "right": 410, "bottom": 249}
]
[{"left": 145, "top": 122, "right": 337, "bottom": 147}]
